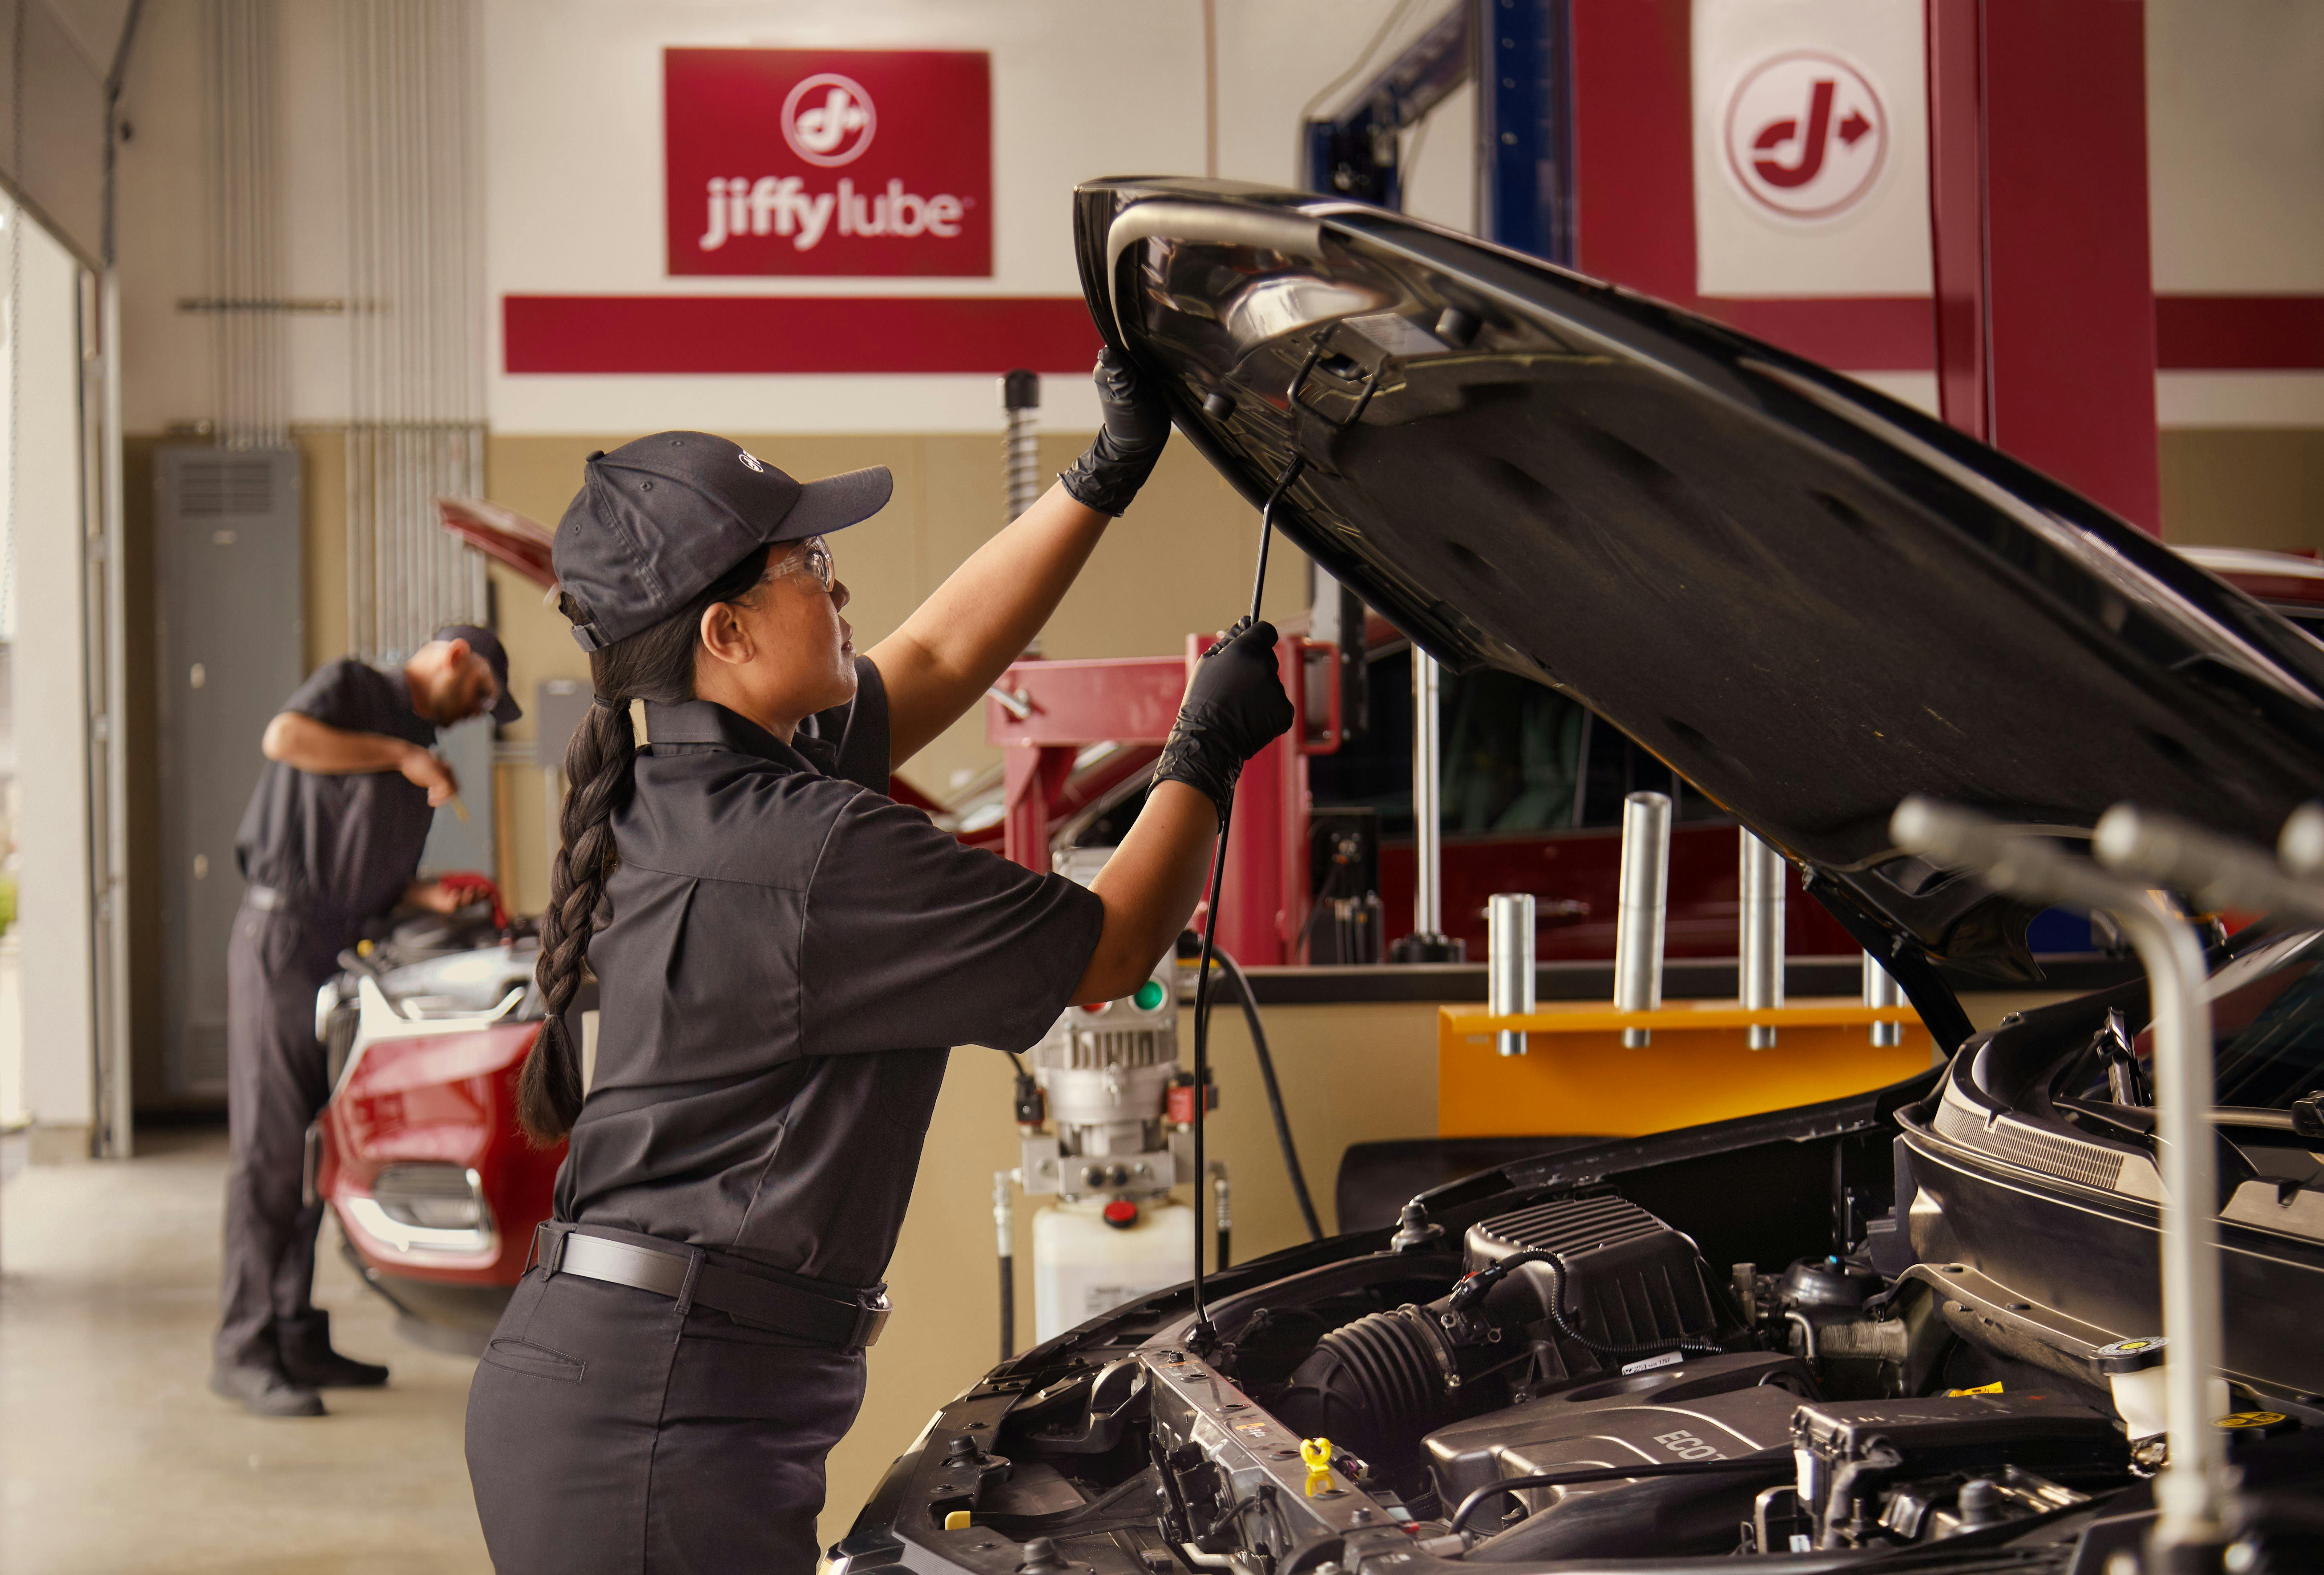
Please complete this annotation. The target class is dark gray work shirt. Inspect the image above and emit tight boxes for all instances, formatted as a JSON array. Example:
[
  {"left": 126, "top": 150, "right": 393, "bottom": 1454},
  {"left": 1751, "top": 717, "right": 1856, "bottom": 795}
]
[
  {"left": 234, "top": 658, "right": 439, "bottom": 932},
  {"left": 555, "top": 659, "right": 1105, "bottom": 1289}
]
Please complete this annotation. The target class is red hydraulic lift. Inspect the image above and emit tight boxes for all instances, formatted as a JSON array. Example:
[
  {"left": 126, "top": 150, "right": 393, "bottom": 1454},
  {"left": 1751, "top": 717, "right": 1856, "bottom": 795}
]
[{"left": 985, "top": 637, "right": 1341, "bottom": 966}]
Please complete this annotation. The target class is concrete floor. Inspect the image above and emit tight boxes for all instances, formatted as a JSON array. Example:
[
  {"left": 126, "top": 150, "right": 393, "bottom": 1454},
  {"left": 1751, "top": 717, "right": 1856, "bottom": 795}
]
[{"left": 0, "top": 1128, "right": 491, "bottom": 1574}]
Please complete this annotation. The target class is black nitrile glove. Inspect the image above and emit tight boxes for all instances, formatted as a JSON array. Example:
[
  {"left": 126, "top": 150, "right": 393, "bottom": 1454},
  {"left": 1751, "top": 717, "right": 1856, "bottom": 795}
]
[
  {"left": 1152, "top": 618, "right": 1295, "bottom": 820},
  {"left": 1059, "top": 348, "right": 1173, "bottom": 516}
]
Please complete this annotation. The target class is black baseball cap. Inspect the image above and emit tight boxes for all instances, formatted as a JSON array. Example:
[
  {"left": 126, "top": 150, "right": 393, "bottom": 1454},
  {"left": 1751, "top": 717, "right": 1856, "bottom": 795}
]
[
  {"left": 550, "top": 431, "right": 891, "bottom": 652},
  {"left": 433, "top": 623, "right": 524, "bottom": 724}
]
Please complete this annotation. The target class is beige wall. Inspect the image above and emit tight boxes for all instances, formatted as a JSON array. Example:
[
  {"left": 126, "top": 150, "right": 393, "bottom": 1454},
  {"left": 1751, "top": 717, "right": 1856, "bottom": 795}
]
[{"left": 2159, "top": 429, "right": 2324, "bottom": 553}]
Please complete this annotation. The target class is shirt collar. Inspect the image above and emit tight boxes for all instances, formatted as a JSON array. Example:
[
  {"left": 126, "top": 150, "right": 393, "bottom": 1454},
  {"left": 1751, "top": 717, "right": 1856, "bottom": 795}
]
[{"left": 642, "top": 699, "right": 839, "bottom": 775}]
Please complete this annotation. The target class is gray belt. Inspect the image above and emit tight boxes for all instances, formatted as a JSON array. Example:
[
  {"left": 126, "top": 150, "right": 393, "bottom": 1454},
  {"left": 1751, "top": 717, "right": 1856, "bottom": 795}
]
[{"left": 533, "top": 1222, "right": 890, "bottom": 1350}]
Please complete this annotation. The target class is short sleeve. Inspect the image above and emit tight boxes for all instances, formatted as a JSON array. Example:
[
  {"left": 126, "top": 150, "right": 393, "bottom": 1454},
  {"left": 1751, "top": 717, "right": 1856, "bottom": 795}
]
[
  {"left": 800, "top": 792, "right": 1105, "bottom": 1055},
  {"left": 283, "top": 659, "right": 385, "bottom": 731}
]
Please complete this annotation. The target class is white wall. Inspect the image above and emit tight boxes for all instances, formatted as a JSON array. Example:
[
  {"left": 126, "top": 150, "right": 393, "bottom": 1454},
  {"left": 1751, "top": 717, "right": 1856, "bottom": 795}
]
[
  {"left": 2147, "top": 0, "right": 2324, "bottom": 428},
  {"left": 481, "top": 0, "right": 1429, "bottom": 435},
  {"left": 5, "top": 208, "right": 95, "bottom": 1133},
  {"left": 113, "top": 0, "right": 355, "bottom": 435}
]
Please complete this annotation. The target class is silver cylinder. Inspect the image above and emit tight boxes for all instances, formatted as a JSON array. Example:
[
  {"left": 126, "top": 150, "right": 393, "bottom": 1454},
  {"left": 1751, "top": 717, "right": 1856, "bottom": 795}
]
[
  {"left": 1488, "top": 893, "right": 1537, "bottom": 1057},
  {"left": 1412, "top": 653, "right": 1444, "bottom": 939},
  {"left": 1740, "top": 831, "right": 1786, "bottom": 1049},
  {"left": 1863, "top": 953, "right": 1903, "bottom": 1047},
  {"left": 1614, "top": 792, "right": 1673, "bottom": 1048}
]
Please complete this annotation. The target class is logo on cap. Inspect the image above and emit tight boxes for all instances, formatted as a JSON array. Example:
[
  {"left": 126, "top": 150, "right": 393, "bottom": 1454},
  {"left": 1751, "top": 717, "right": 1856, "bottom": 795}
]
[
  {"left": 781, "top": 73, "right": 876, "bottom": 168},
  {"left": 737, "top": 449, "right": 766, "bottom": 473}
]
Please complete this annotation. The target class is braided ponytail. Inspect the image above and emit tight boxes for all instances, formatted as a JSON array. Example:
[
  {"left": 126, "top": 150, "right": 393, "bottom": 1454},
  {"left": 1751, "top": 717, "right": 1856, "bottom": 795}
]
[{"left": 518, "top": 543, "right": 774, "bottom": 1146}]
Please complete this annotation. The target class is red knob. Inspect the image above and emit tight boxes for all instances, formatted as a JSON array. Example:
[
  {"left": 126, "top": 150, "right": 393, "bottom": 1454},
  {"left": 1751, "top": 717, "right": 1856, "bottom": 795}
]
[{"left": 1102, "top": 1199, "right": 1139, "bottom": 1230}]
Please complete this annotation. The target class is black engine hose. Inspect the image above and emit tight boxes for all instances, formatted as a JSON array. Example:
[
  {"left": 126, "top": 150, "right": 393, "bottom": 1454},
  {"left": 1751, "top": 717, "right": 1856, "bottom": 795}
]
[
  {"left": 1193, "top": 937, "right": 1324, "bottom": 1241},
  {"left": 1449, "top": 1248, "right": 1724, "bottom": 1361}
]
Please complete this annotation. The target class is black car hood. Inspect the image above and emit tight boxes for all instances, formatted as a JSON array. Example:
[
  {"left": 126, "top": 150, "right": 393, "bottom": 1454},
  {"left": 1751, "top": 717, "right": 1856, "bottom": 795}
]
[{"left": 1074, "top": 177, "right": 2324, "bottom": 993}]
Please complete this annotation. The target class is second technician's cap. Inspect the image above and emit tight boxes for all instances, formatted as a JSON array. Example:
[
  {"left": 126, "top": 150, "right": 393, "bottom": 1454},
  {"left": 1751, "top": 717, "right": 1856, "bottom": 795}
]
[
  {"left": 551, "top": 431, "right": 890, "bottom": 652},
  {"left": 432, "top": 623, "right": 523, "bottom": 725}
]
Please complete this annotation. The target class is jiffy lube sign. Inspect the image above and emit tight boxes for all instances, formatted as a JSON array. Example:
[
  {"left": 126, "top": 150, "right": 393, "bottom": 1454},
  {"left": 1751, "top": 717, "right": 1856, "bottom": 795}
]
[{"left": 664, "top": 49, "right": 991, "bottom": 277}]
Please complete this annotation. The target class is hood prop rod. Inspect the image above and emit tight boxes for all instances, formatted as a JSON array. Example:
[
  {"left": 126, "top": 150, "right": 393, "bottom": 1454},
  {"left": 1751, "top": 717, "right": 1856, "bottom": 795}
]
[
  {"left": 1889, "top": 797, "right": 2230, "bottom": 1566},
  {"left": 1186, "top": 452, "right": 1305, "bottom": 1351}
]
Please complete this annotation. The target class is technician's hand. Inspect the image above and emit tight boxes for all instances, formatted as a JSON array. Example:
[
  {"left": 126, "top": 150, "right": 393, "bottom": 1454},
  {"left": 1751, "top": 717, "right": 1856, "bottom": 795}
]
[
  {"left": 404, "top": 879, "right": 465, "bottom": 916},
  {"left": 1058, "top": 348, "right": 1173, "bottom": 517},
  {"left": 1150, "top": 618, "right": 1295, "bottom": 819},
  {"left": 399, "top": 744, "right": 459, "bottom": 807}
]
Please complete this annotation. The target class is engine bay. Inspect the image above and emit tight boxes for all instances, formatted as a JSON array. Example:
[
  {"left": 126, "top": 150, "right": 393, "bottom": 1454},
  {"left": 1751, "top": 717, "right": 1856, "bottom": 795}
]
[{"left": 839, "top": 1052, "right": 2324, "bottom": 1575}]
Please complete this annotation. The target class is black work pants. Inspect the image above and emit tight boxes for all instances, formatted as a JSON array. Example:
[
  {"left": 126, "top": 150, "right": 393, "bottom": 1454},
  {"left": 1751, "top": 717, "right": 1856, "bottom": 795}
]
[
  {"left": 214, "top": 901, "right": 348, "bottom": 1372},
  {"left": 466, "top": 1259, "right": 866, "bottom": 1575}
]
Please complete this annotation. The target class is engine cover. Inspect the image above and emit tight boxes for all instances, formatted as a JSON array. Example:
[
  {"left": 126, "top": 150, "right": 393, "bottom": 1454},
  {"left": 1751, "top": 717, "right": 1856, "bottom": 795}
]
[
  {"left": 1422, "top": 1351, "right": 1811, "bottom": 1559},
  {"left": 1465, "top": 1193, "right": 1736, "bottom": 1350}
]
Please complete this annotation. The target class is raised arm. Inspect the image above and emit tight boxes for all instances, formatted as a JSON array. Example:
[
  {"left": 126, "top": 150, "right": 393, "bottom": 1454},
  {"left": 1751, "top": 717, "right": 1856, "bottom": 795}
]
[
  {"left": 867, "top": 351, "right": 1173, "bottom": 769},
  {"left": 1069, "top": 619, "right": 1294, "bottom": 1001},
  {"left": 262, "top": 712, "right": 459, "bottom": 806}
]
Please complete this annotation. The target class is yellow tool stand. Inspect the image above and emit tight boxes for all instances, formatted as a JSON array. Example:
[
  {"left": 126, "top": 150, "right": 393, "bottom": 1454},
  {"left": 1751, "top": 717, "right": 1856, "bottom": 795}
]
[{"left": 1437, "top": 998, "right": 1933, "bottom": 1138}]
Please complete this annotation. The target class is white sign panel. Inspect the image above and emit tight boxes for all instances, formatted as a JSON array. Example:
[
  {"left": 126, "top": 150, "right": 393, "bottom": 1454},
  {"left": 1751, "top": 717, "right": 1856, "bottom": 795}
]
[{"left": 1692, "top": 0, "right": 1930, "bottom": 297}]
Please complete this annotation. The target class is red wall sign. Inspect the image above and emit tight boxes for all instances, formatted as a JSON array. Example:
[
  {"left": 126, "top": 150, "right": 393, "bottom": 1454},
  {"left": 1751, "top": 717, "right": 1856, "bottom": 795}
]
[{"left": 663, "top": 48, "right": 991, "bottom": 278}]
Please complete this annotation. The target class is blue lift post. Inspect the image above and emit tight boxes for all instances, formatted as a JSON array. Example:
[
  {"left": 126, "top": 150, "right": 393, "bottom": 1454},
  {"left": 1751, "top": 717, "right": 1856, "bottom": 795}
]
[{"left": 1301, "top": 0, "right": 1574, "bottom": 264}]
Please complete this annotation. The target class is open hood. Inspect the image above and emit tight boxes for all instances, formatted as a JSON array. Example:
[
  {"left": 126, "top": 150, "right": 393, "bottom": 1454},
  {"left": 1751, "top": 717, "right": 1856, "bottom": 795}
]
[{"left": 1074, "top": 177, "right": 2324, "bottom": 996}]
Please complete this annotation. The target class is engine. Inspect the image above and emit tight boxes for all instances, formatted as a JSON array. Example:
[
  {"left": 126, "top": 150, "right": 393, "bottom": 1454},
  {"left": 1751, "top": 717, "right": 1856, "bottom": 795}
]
[{"left": 1242, "top": 1190, "right": 2134, "bottom": 1560}]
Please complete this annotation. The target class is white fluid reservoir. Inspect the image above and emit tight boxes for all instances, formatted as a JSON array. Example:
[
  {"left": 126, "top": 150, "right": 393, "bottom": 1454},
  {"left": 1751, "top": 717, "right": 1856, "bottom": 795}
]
[{"left": 1032, "top": 1196, "right": 1195, "bottom": 1343}]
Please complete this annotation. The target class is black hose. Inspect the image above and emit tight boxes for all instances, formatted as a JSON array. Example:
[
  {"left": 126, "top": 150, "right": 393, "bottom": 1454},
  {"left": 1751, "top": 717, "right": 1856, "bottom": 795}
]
[
  {"left": 1449, "top": 1249, "right": 1724, "bottom": 1361},
  {"left": 1447, "top": 1454, "right": 1788, "bottom": 1536},
  {"left": 998, "top": 1254, "right": 1014, "bottom": 1364},
  {"left": 1217, "top": 1225, "right": 1231, "bottom": 1270},
  {"left": 1199, "top": 942, "right": 1324, "bottom": 1241}
]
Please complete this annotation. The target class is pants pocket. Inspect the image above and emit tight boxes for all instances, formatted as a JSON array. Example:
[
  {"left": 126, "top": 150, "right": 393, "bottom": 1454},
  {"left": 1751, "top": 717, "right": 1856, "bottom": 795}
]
[{"left": 480, "top": 1336, "right": 586, "bottom": 1384}]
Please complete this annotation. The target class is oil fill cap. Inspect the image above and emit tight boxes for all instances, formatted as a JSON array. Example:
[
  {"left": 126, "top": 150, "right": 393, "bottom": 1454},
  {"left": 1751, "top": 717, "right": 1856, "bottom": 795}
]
[
  {"left": 2095, "top": 1336, "right": 2168, "bottom": 1374},
  {"left": 1102, "top": 1200, "right": 1139, "bottom": 1230}
]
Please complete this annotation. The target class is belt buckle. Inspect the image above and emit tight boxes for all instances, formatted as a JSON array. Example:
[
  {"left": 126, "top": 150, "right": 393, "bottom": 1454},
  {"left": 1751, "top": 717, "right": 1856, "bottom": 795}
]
[{"left": 853, "top": 1287, "right": 892, "bottom": 1349}]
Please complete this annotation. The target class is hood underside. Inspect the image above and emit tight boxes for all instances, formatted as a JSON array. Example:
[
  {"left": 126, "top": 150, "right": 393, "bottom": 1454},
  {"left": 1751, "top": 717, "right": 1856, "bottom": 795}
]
[{"left": 1074, "top": 177, "right": 2324, "bottom": 985}]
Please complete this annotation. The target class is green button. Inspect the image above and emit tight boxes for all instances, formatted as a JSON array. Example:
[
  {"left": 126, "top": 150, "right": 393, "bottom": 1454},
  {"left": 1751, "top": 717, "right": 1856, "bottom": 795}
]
[{"left": 1134, "top": 979, "right": 1167, "bottom": 1011}]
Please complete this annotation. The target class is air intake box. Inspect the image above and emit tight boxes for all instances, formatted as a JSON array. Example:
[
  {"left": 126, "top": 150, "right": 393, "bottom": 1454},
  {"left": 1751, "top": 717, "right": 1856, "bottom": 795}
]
[{"left": 1465, "top": 1193, "right": 1737, "bottom": 1350}]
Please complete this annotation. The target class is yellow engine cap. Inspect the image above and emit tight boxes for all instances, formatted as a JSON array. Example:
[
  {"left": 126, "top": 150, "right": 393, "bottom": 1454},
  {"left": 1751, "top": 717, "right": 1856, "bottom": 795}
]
[{"left": 943, "top": 1511, "right": 972, "bottom": 1531}]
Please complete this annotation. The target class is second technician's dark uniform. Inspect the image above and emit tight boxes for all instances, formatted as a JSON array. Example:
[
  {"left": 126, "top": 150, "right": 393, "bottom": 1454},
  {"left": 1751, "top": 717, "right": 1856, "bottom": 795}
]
[
  {"left": 464, "top": 658, "right": 1104, "bottom": 1574},
  {"left": 218, "top": 658, "right": 443, "bottom": 1376}
]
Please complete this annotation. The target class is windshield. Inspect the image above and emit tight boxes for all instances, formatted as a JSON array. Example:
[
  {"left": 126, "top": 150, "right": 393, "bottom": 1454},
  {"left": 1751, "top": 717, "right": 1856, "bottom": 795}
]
[{"left": 2206, "top": 930, "right": 2324, "bottom": 1109}]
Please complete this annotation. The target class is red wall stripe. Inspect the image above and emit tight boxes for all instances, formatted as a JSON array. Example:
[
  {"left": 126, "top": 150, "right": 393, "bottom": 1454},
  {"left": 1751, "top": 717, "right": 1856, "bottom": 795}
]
[
  {"left": 1706, "top": 297, "right": 1936, "bottom": 372},
  {"left": 2156, "top": 296, "right": 2324, "bottom": 372},
  {"left": 501, "top": 294, "right": 1102, "bottom": 375},
  {"left": 501, "top": 291, "right": 2324, "bottom": 379}
]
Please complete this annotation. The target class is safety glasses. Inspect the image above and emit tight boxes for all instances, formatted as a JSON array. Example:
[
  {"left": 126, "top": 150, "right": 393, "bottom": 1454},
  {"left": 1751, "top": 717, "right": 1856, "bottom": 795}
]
[{"left": 783, "top": 536, "right": 835, "bottom": 593}]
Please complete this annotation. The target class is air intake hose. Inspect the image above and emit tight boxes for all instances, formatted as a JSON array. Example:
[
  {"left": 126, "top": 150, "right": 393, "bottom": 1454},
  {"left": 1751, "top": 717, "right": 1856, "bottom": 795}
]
[{"left": 1276, "top": 1305, "right": 1460, "bottom": 1455}]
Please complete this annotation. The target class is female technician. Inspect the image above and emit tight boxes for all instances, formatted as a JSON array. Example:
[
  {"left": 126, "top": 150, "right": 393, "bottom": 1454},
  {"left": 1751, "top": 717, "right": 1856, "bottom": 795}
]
[{"left": 465, "top": 355, "right": 1292, "bottom": 1574}]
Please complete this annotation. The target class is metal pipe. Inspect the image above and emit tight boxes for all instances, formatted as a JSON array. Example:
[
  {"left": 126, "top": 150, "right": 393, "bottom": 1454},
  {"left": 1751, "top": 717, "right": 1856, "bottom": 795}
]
[
  {"left": 1739, "top": 831, "right": 1785, "bottom": 1049},
  {"left": 1614, "top": 791, "right": 1671, "bottom": 1047},
  {"left": 1209, "top": 1159, "right": 1231, "bottom": 1271},
  {"left": 1412, "top": 651, "right": 1444, "bottom": 940},
  {"left": 1862, "top": 953, "right": 1903, "bottom": 1047},
  {"left": 1892, "top": 798, "right": 2228, "bottom": 1559},
  {"left": 1488, "top": 892, "right": 1536, "bottom": 1057},
  {"left": 1001, "top": 369, "right": 1040, "bottom": 522}
]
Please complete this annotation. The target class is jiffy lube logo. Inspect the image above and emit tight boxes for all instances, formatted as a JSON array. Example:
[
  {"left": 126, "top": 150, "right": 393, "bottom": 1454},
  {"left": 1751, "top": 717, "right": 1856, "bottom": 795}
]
[
  {"left": 1721, "top": 51, "right": 1888, "bottom": 221},
  {"left": 665, "top": 49, "right": 991, "bottom": 278}
]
